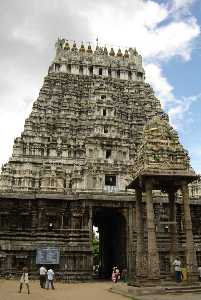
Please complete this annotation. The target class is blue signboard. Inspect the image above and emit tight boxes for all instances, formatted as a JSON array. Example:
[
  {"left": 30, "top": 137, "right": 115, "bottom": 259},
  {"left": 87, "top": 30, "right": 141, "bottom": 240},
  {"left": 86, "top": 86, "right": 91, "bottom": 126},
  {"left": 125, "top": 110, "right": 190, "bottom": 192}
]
[{"left": 36, "top": 247, "right": 60, "bottom": 265}]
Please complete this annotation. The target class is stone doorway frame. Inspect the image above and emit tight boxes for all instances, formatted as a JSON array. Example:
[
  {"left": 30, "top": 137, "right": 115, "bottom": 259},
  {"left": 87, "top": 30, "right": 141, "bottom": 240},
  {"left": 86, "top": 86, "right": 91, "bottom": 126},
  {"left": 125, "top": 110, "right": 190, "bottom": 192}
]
[{"left": 92, "top": 206, "right": 128, "bottom": 278}]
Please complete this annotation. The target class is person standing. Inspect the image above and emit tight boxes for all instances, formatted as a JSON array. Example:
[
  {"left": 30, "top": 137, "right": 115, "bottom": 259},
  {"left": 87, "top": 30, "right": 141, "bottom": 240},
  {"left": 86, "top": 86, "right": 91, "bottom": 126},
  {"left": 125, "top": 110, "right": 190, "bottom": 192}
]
[
  {"left": 18, "top": 267, "right": 30, "bottom": 294},
  {"left": 115, "top": 267, "right": 120, "bottom": 283},
  {"left": 46, "top": 268, "right": 55, "bottom": 290},
  {"left": 39, "top": 265, "right": 47, "bottom": 288},
  {"left": 112, "top": 267, "right": 116, "bottom": 283},
  {"left": 121, "top": 268, "right": 128, "bottom": 283},
  {"left": 173, "top": 257, "right": 181, "bottom": 282},
  {"left": 198, "top": 266, "right": 201, "bottom": 281}
]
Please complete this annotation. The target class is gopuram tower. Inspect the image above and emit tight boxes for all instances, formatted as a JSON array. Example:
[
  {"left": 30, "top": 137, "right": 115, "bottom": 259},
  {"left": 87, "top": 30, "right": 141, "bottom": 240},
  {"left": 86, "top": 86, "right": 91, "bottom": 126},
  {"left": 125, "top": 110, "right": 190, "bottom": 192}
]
[{"left": 0, "top": 39, "right": 199, "bottom": 282}]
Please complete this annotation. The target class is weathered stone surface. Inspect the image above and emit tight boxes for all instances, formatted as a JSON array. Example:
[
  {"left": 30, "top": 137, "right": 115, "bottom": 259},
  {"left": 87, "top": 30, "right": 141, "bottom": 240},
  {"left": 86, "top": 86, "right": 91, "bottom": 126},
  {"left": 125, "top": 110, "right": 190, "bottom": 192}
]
[
  {"left": 133, "top": 115, "right": 195, "bottom": 178},
  {"left": 0, "top": 40, "right": 200, "bottom": 281}
]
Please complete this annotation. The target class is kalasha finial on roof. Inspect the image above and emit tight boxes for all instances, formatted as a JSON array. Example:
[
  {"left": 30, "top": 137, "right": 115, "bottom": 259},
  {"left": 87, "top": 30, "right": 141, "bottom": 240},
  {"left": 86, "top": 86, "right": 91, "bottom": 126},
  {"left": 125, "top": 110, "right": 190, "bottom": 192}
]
[
  {"left": 109, "top": 47, "right": 115, "bottom": 56},
  {"left": 79, "top": 42, "right": 85, "bottom": 53},
  {"left": 95, "top": 37, "right": 99, "bottom": 51},
  {"left": 104, "top": 45, "right": 108, "bottom": 55},
  {"left": 124, "top": 49, "right": 129, "bottom": 58},
  {"left": 133, "top": 47, "right": 138, "bottom": 55},
  {"left": 117, "top": 48, "right": 122, "bottom": 57},
  {"left": 63, "top": 40, "right": 70, "bottom": 51},
  {"left": 87, "top": 43, "right": 93, "bottom": 53},
  {"left": 71, "top": 41, "right": 78, "bottom": 51}
]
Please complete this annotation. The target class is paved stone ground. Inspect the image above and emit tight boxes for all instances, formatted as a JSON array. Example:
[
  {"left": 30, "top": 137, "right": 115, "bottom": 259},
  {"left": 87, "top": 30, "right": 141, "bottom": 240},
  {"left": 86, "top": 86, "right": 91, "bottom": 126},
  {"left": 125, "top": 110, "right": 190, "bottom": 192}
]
[{"left": 0, "top": 280, "right": 128, "bottom": 300}]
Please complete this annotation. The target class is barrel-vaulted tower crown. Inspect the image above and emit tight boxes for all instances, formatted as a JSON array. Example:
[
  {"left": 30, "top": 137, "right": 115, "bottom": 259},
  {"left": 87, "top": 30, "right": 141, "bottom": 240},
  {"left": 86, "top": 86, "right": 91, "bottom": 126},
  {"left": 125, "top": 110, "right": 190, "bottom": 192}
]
[{"left": 48, "top": 38, "right": 145, "bottom": 81}]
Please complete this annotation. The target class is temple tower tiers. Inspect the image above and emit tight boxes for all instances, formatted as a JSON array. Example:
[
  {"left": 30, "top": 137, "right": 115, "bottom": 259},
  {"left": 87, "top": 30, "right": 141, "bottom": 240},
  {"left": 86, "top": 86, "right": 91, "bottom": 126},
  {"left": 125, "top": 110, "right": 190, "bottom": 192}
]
[
  {"left": 0, "top": 39, "right": 164, "bottom": 193},
  {"left": 0, "top": 39, "right": 199, "bottom": 282}
]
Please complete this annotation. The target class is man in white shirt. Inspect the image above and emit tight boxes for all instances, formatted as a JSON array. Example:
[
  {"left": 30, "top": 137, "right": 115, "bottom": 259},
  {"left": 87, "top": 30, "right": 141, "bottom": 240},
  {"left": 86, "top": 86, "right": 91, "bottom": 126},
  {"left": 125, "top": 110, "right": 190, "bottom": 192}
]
[
  {"left": 46, "top": 268, "right": 55, "bottom": 290},
  {"left": 173, "top": 258, "right": 181, "bottom": 282},
  {"left": 39, "top": 265, "right": 47, "bottom": 288}
]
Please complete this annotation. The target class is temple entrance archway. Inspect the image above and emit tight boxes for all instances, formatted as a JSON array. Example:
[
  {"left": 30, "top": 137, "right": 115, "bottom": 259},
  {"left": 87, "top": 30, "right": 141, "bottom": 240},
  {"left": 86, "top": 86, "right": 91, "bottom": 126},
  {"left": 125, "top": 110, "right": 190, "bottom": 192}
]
[{"left": 93, "top": 207, "right": 127, "bottom": 278}]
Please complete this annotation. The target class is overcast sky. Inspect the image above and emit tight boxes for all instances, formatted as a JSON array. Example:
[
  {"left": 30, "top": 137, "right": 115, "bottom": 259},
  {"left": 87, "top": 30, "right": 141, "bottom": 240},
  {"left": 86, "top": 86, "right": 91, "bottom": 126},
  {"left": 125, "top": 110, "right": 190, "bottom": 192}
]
[{"left": 0, "top": 0, "right": 201, "bottom": 172}]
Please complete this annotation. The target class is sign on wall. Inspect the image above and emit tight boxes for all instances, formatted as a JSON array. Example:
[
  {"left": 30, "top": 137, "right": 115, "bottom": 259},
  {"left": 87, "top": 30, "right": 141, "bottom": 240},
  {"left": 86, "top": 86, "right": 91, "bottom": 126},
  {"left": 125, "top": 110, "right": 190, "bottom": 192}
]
[{"left": 36, "top": 247, "right": 60, "bottom": 265}]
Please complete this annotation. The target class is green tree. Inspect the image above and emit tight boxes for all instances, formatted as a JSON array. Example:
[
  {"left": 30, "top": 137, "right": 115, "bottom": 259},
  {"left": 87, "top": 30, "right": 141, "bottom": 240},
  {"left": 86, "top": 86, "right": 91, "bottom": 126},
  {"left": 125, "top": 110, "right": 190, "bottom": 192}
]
[{"left": 92, "top": 232, "right": 99, "bottom": 264}]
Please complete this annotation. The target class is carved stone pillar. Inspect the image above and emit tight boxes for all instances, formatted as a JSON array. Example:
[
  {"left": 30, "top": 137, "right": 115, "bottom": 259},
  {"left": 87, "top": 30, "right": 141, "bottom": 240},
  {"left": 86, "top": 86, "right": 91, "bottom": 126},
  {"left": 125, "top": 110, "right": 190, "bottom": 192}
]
[
  {"left": 128, "top": 205, "right": 135, "bottom": 279},
  {"left": 38, "top": 208, "right": 44, "bottom": 230},
  {"left": 168, "top": 190, "right": 177, "bottom": 271},
  {"left": 145, "top": 179, "right": 160, "bottom": 281},
  {"left": 32, "top": 211, "right": 38, "bottom": 230},
  {"left": 88, "top": 206, "right": 93, "bottom": 243},
  {"left": 60, "top": 213, "right": 64, "bottom": 229},
  {"left": 88, "top": 206, "right": 93, "bottom": 270},
  {"left": 135, "top": 189, "right": 147, "bottom": 280},
  {"left": 181, "top": 181, "right": 197, "bottom": 280},
  {"left": 7, "top": 254, "right": 12, "bottom": 271}
]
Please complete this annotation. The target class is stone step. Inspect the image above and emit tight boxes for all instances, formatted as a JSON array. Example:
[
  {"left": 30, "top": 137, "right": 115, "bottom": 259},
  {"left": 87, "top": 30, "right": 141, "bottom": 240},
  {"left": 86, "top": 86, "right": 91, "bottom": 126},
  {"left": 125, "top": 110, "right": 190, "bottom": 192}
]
[{"left": 164, "top": 285, "right": 201, "bottom": 294}]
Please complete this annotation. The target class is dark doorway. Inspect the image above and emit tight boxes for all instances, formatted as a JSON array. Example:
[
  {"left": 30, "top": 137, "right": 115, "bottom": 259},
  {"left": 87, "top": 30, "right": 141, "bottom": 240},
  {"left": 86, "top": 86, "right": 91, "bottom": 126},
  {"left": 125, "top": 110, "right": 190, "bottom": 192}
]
[{"left": 93, "top": 207, "right": 127, "bottom": 278}]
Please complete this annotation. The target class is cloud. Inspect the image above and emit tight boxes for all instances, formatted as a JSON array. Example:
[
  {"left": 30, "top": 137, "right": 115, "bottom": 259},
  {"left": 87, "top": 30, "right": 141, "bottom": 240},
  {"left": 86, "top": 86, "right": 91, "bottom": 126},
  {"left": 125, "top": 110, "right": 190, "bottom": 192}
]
[
  {"left": 142, "top": 18, "right": 199, "bottom": 61},
  {"left": 84, "top": 0, "right": 200, "bottom": 61},
  {"left": 145, "top": 64, "right": 174, "bottom": 107},
  {"left": 144, "top": 65, "right": 201, "bottom": 132},
  {"left": 187, "top": 146, "right": 201, "bottom": 174},
  {"left": 168, "top": 93, "right": 201, "bottom": 128},
  {"left": 171, "top": 0, "right": 196, "bottom": 11}
]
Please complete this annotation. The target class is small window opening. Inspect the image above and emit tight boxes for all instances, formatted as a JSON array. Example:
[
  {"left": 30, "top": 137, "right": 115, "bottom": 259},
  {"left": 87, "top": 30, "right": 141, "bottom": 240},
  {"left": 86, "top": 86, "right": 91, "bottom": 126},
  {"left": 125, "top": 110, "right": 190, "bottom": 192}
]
[
  {"left": 117, "top": 70, "right": 120, "bottom": 78},
  {"left": 105, "top": 175, "right": 116, "bottom": 186},
  {"left": 103, "top": 108, "right": 107, "bottom": 116},
  {"left": 67, "top": 64, "right": 71, "bottom": 73},
  {"left": 108, "top": 68, "right": 112, "bottom": 77},
  {"left": 101, "top": 95, "right": 106, "bottom": 99},
  {"left": 79, "top": 65, "right": 83, "bottom": 75},
  {"left": 89, "top": 66, "right": 93, "bottom": 75},
  {"left": 55, "top": 63, "right": 60, "bottom": 71},
  {"left": 99, "top": 68, "right": 103, "bottom": 75},
  {"left": 128, "top": 71, "right": 132, "bottom": 80},
  {"left": 50, "top": 178, "right": 55, "bottom": 187},
  {"left": 104, "top": 126, "right": 108, "bottom": 133},
  {"left": 137, "top": 72, "right": 143, "bottom": 79},
  {"left": 89, "top": 149, "right": 93, "bottom": 157},
  {"left": 106, "top": 149, "right": 112, "bottom": 159}
]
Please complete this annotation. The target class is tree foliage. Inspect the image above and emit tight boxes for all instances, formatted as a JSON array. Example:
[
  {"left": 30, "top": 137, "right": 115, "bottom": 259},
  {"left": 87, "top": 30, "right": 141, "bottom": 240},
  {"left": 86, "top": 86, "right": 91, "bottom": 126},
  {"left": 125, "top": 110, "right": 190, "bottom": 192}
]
[{"left": 92, "top": 232, "right": 99, "bottom": 258}]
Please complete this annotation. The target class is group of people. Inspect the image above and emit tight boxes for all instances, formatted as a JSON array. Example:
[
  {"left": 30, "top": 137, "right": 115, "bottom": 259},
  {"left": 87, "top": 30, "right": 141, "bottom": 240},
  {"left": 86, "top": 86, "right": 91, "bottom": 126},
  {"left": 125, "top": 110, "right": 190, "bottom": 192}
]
[
  {"left": 173, "top": 257, "right": 201, "bottom": 282},
  {"left": 112, "top": 266, "right": 120, "bottom": 283},
  {"left": 112, "top": 266, "right": 128, "bottom": 283},
  {"left": 39, "top": 265, "right": 55, "bottom": 290},
  {"left": 17, "top": 258, "right": 201, "bottom": 294},
  {"left": 18, "top": 265, "right": 55, "bottom": 294}
]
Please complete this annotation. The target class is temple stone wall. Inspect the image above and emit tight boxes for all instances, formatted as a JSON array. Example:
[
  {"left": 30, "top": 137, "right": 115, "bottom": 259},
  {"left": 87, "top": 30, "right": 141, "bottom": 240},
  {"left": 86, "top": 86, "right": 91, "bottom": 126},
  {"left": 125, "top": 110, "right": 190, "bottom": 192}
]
[{"left": 0, "top": 39, "right": 200, "bottom": 280}]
